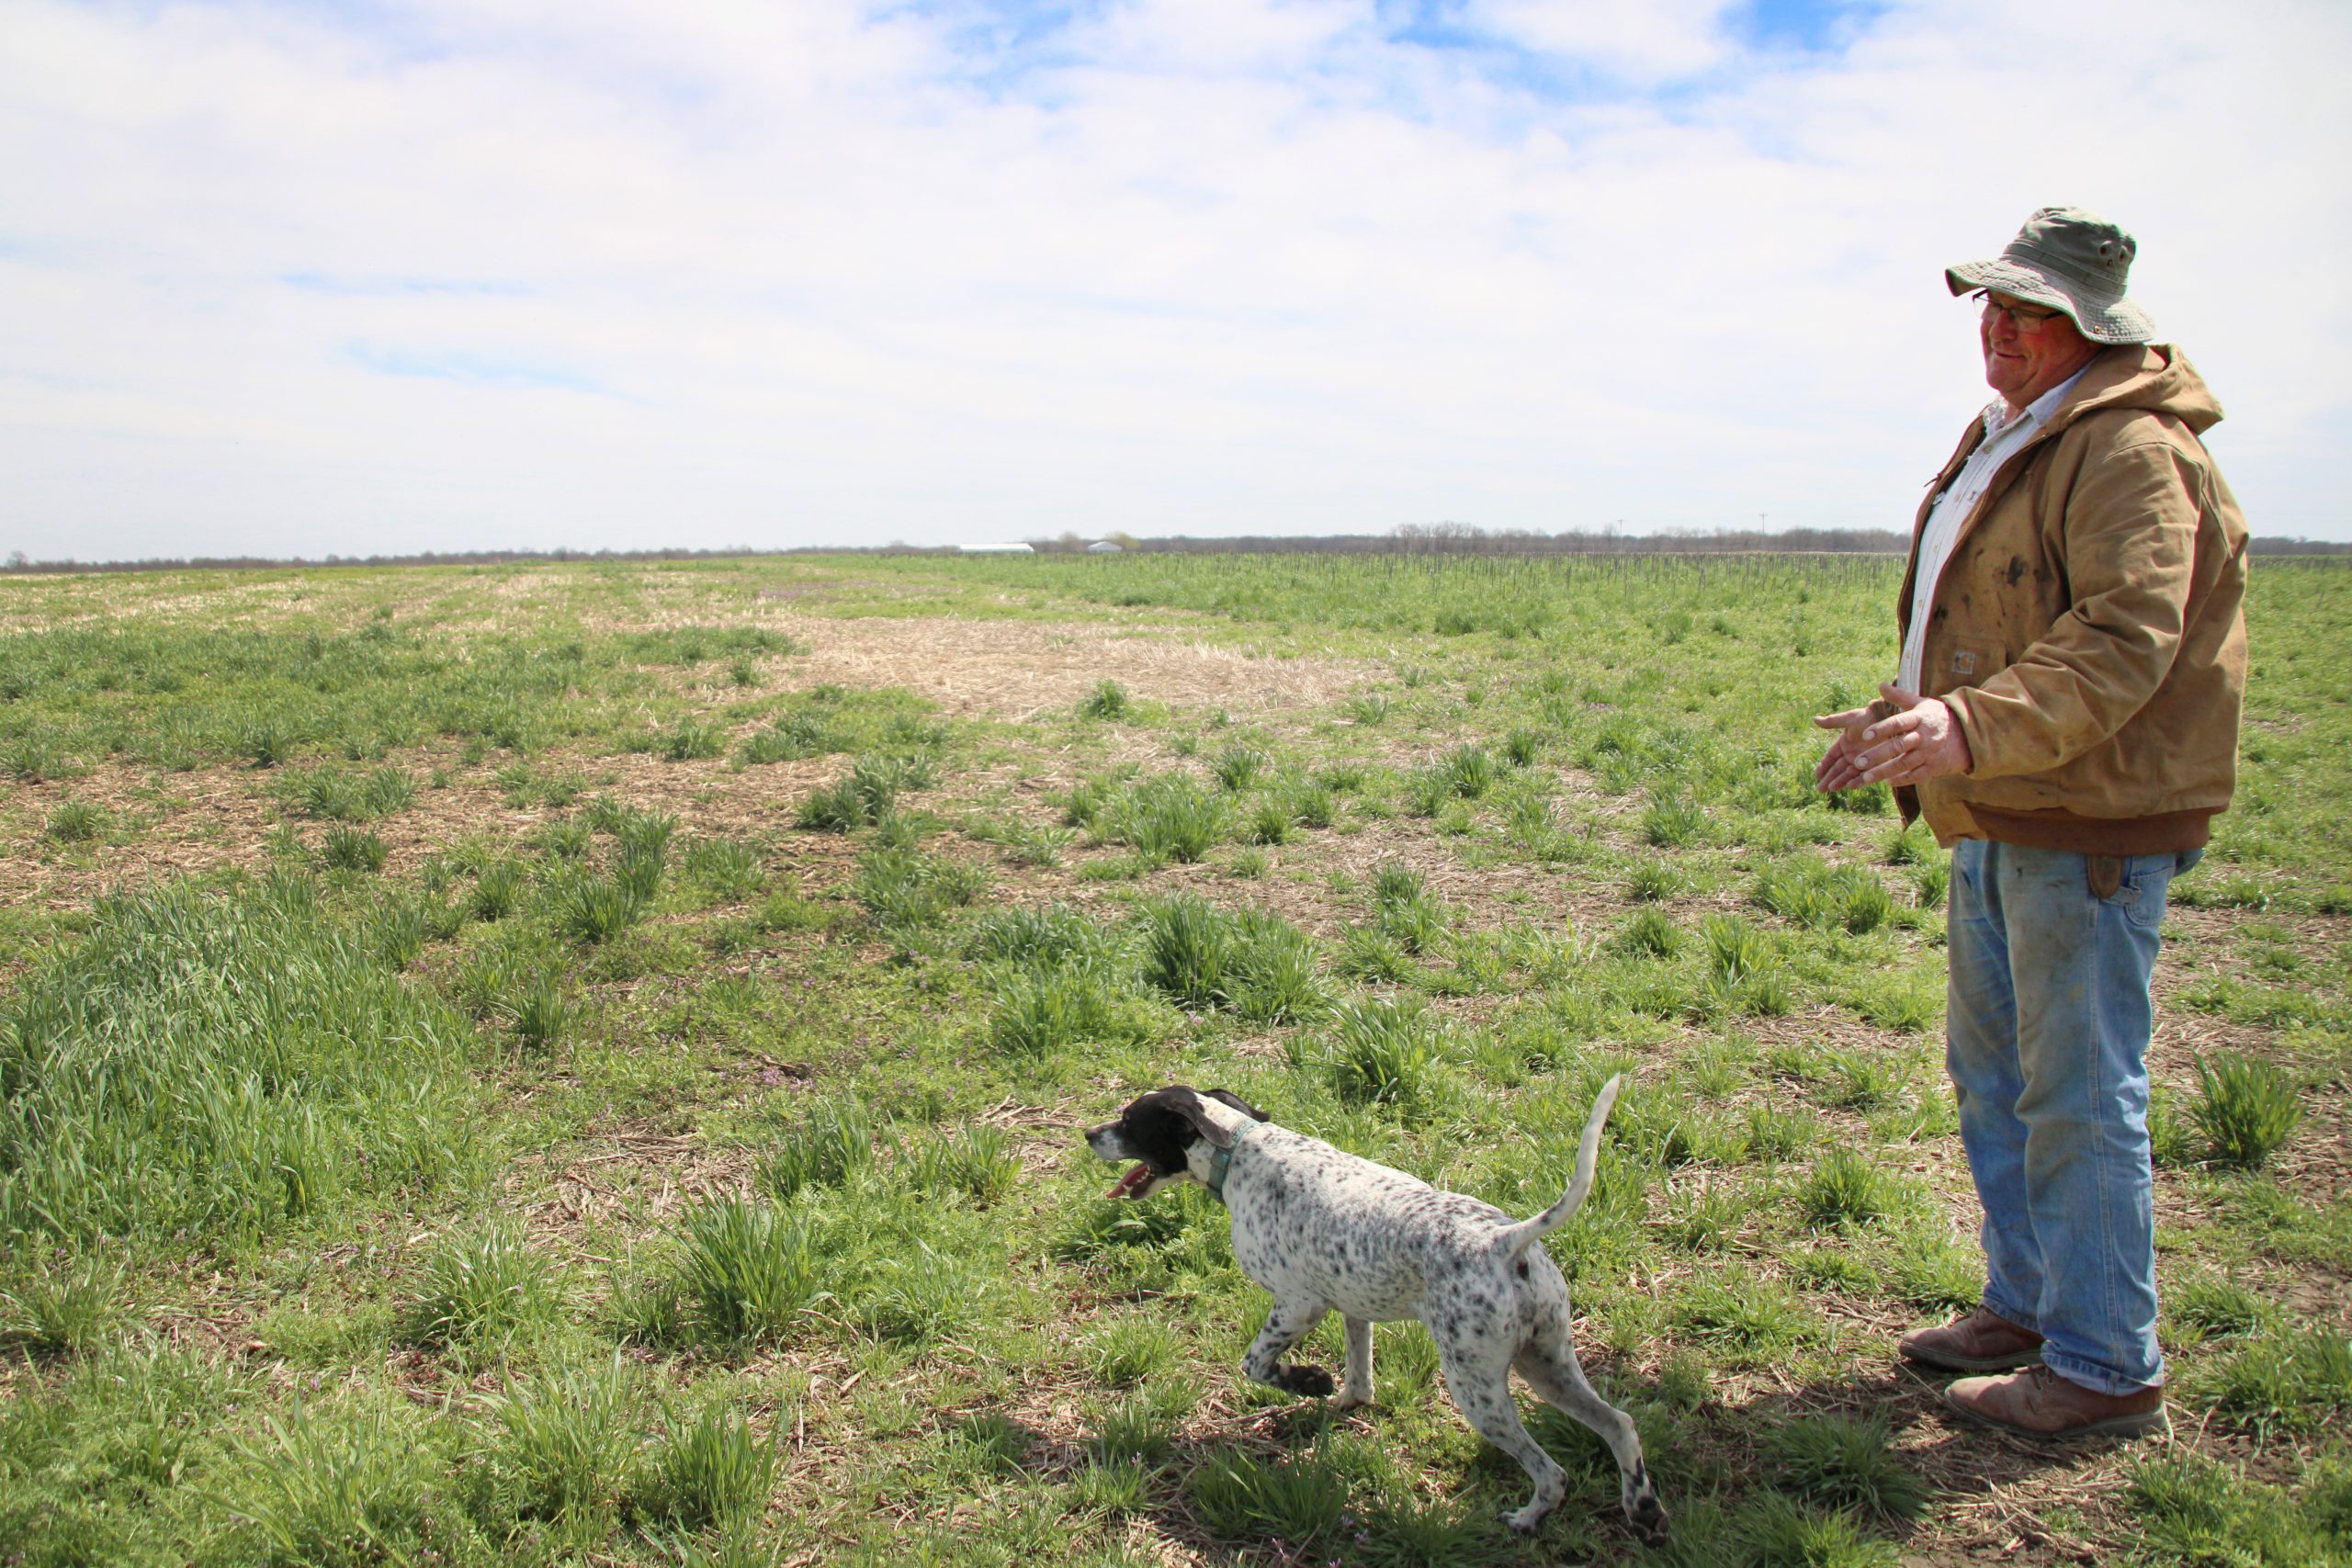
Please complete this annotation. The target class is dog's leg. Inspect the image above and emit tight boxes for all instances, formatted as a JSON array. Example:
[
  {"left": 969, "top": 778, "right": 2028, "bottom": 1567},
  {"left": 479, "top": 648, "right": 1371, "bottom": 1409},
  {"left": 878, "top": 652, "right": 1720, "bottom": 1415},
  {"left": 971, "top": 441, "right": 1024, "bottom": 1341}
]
[
  {"left": 1436, "top": 1337, "right": 1565, "bottom": 1535},
  {"left": 1332, "top": 1316, "right": 1374, "bottom": 1410},
  {"left": 1513, "top": 1342, "right": 1668, "bottom": 1543},
  {"left": 1241, "top": 1299, "right": 1335, "bottom": 1398}
]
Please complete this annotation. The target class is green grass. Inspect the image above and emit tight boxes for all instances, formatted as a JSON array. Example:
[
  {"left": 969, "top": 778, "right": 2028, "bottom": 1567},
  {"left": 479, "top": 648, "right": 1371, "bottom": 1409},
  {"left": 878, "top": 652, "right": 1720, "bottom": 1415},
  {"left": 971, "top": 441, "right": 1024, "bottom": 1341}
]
[
  {"left": 672, "top": 1198, "right": 819, "bottom": 1347},
  {"left": 2190, "top": 1053, "right": 2304, "bottom": 1168},
  {"left": 408, "top": 1217, "right": 564, "bottom": 1347},
  {"left": 0, "top": 874, "right": 485, "bottom": 1251},
  {"left": 0, "top": 551, "right": 2345, "bottom": 1566}
]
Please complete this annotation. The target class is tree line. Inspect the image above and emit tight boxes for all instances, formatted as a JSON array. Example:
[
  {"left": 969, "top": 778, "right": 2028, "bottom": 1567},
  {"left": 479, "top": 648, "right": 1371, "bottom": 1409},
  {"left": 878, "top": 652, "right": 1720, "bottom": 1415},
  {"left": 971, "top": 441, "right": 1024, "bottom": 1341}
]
[{"left": 5, "top": 525, "right": 2345, "bottom": 575}]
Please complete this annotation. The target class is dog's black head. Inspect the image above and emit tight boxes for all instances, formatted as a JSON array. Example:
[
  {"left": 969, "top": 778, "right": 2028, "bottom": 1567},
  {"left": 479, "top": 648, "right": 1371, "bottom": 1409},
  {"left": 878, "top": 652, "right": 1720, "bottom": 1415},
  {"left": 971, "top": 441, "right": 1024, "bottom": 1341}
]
[{"left": 1084, "top": 1086, "right": 1271, "bottom": 1199}]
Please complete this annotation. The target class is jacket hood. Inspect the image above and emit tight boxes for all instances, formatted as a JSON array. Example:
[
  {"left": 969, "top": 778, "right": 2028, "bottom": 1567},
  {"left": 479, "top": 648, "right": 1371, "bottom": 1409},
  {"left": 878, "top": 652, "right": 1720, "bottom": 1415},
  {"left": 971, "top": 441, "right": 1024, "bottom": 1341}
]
[{"left": 2057, "top": 344, "right": 2224, "bottom": 435}]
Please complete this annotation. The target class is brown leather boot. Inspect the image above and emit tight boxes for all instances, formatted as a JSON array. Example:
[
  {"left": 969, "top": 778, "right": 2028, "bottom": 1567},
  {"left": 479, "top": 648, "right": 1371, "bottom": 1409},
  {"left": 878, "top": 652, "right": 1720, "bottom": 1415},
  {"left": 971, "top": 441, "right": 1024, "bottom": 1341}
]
[
  {"left": 1899, "top": 1308, "right": 2044, "bottom": 1373},
  {"left": 1943, "top": 1366, "right": 2168, "bottom": 1439}
]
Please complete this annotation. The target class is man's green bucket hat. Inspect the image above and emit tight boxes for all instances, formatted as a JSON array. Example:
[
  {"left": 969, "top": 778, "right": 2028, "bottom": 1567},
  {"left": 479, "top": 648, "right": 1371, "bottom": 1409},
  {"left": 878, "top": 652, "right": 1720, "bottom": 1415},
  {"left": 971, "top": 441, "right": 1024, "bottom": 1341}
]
[{"left": 1947, "top": 206, "right": 2157, "bottom": 345}]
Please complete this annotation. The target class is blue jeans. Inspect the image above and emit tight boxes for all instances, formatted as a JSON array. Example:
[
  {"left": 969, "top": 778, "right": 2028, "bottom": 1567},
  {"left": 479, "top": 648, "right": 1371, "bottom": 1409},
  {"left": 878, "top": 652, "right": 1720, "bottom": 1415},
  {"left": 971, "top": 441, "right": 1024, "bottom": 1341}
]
[{"left": 1945, "top": 840, "right": 2198, "bottom": 1394}]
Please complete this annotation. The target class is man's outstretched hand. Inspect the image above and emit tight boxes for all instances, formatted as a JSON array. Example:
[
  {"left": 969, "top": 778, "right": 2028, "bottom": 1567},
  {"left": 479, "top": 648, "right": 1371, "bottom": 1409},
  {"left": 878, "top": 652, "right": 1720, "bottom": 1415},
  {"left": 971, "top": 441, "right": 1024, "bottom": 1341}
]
[{"left": 1815, "top": 682, "right": 1973, "bottom": 793}]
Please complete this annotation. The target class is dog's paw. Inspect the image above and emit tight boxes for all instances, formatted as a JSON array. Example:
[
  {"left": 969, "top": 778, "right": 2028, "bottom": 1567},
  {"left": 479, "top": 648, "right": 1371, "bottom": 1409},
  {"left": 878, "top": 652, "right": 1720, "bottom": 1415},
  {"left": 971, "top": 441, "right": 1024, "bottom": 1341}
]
[
  {"left": 1277, "top": 1364, "right": 1337, "bottom": 1398},
  {"left": 1625, "top": 1472, "right": 1669, "bottom": 1544},
  {"left": 1502, "top": 1502, "right": 1550, "bottom": 1537},
  {"left": 1330, "top": 1391, "right": 1374, "bottom": 1412}
]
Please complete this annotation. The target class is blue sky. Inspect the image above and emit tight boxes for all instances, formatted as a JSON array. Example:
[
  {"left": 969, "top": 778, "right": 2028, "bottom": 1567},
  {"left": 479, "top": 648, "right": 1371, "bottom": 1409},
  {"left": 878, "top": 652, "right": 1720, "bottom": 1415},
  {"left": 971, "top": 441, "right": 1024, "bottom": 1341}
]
[{"left": 3, "top": 0, "right": 2347, "bottom": 561}]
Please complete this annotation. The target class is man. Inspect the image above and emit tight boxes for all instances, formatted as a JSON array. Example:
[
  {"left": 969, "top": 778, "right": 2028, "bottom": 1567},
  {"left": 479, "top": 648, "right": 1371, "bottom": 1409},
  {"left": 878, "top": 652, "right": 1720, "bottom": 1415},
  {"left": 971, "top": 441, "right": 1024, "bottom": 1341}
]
[{"left": 1814, "top": 207, "right": 2248, "bottom": 1439}]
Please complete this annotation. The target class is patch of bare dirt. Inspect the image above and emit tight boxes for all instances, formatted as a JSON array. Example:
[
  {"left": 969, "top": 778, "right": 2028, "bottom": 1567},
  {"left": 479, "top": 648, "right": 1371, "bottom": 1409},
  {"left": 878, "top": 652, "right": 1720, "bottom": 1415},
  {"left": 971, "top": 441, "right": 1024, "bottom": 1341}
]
[{"left": 765, "top": 615, "right": 1367, "bottom": 721}]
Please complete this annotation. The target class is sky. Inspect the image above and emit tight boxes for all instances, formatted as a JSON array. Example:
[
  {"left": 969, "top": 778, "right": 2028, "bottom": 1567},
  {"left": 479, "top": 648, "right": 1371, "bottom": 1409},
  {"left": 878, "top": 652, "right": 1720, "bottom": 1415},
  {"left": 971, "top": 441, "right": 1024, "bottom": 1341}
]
[{"left": 3, "top": 0, "right": 2349, "bottom": 562}]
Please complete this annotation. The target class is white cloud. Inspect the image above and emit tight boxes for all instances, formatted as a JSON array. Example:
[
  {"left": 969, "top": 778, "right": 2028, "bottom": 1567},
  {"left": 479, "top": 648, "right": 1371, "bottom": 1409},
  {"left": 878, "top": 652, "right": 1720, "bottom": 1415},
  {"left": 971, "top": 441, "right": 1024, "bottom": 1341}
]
[{"left": 2, "top": 0, "right": 2347, "bottom": 561}]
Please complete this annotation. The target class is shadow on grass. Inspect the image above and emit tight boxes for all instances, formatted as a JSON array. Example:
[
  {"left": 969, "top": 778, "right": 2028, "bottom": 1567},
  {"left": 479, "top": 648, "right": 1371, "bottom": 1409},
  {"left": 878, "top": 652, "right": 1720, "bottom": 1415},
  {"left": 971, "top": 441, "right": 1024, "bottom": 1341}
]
[{"left": 1098, "top": 1354, "right": 2114, "bottom": 1567}]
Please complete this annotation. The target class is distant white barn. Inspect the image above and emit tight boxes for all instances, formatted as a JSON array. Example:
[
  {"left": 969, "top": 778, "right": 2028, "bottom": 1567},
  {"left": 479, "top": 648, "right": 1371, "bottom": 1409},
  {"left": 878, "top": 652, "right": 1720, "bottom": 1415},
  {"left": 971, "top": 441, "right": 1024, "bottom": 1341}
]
[
  {"left": 1087, "top": 540, "right": 1125, "bottom": 554},
  {"left": 958, "top": 543, "right": 1035, "bottom": 555}
]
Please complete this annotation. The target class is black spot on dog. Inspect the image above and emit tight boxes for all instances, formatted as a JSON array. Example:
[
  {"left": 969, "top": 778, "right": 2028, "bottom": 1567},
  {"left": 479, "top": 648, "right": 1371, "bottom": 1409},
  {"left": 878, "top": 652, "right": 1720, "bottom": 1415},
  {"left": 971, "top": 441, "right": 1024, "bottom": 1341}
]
[{"left": 1515, "top": 1260, "right": 1530, "bottom": 1280}]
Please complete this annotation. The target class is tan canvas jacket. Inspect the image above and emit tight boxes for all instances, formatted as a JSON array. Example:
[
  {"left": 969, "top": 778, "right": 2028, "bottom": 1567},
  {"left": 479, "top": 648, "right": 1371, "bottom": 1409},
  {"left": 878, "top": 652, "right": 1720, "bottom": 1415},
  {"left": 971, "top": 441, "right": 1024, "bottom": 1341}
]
[{"left": 1894, "top": 344, "right": 2249, "bottom": 853}]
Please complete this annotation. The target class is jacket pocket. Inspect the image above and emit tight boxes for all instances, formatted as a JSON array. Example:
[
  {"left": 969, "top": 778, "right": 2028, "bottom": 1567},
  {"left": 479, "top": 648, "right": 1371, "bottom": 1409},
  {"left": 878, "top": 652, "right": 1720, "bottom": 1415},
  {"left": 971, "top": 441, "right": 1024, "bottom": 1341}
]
[{"left": 1938, "top": 637, "right": 2007, "bottom": 689}]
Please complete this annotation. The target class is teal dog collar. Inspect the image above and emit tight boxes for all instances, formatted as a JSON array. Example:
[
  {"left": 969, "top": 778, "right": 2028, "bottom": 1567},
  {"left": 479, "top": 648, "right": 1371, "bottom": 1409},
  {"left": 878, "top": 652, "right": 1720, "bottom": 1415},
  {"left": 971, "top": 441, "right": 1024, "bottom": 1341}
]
[{"left": 1204, "top": 1121, "right": 1255, "bottom": 1205}]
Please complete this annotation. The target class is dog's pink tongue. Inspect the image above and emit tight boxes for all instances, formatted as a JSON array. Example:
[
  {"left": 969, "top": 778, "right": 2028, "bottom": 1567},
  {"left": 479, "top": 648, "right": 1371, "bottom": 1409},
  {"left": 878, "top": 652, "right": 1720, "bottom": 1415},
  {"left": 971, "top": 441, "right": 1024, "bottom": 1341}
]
[{"left": 1105, "top": 1164, "right": 1153, "bottom": 1199}]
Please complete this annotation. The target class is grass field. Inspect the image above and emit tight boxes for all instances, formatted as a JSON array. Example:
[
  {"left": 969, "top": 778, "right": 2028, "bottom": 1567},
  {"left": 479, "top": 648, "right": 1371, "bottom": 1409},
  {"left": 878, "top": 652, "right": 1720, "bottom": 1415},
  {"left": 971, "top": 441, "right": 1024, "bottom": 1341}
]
[{"left": 1, "top": 550, "right": 2346, "bottom": 1568}]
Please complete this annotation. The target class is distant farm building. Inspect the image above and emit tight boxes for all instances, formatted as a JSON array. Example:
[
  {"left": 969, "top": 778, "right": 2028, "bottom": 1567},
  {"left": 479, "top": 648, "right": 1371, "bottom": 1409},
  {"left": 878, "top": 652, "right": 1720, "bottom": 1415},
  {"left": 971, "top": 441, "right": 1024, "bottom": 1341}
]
[
  {"left": 957, "top": 543, "right": 1035, "bottom": 555},
  {"left": 1087, "top": 540, "right": 1125, "bottom": 554}
]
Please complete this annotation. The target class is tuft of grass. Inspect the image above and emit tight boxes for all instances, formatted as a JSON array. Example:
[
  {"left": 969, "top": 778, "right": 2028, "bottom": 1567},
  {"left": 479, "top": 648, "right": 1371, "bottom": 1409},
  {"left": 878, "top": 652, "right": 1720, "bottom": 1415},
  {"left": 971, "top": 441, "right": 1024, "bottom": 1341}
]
[
  {"left": 1309, "top": 996, "right": 1444, "bottom": 1109},
  {"left": 321, "top": 826, "right": 389, "bottom": 873},
  {"left": 1224, "top": 910, "right": 1329, "bottom": 1024},
  {"left": 757, "top": 1094, "right": 877, "bottom": 1198},
  {"left": 1617, "top": 907, "right": 1681, "bottom": 959},
  {"left": 2194, "top": 1325, "right": 2352, "bottom": 1433},
  {"left": 1077, "top": 679, "right": 1132, "bottom": 720},
  {"left": 1796, "top": 1147, "right": 1908, "bottom": 1231},
  {"left": 682, "top": 836, "right": 766, "bottom": 901},
  {"left": 238, "top": 718, "right": 296, "bottom": 768},
  {"left": 0, "top": 1257, "right": 127, "bottom": 1354},
  {"left": 503, "top": 975, "right": 571, "bottom": 1052},
  {"left": 1818, "top": 1046, "right": 1912, "bottom": 1112},
  {"left": 1850, "top": 974, "right": 1936, "bottom": 1032},
  {"left": 1185, "top": 1448, "right": 1348, "bottom": 1549},
  {"left": 673, "top": 1198, "right": 819, "bottom": 1346},
  {"left": 900, "top": 1125, "right": 1021, "bottom": 1205},
  {"left": 550, "top": 873, "right": 647, "bottom": 944},
  {"left": 43, "top": 799, "right": 107, "bottom": 843},
  {"left": 1884, "top": 1232, "right": 1982, "bottom": 1313},
  {"left": 646, "top": 1400, "right": 778, "bottom": 1529},
  {"left": 1759, "top": 1413, "right": 1927, "bottom": 1522},
  {"left": 1442, "top": 742, "right": 1499, "bottom": 798},
  {"left": 1084, "top": 1316, "right": 1182, "bottom": 1387},
  {"left": 2164, "top": 1269, "right": 2273, "bottom": 1343},
  {"left": 1643, "top": 790, "right": 1709, "bottom": 848},
  {"left": 1285, "top": 778, "right": 1337, "bottom": 829},
  {"left": 1211, "top": 744, "right": 1268, "bottom": 791},
  {"left": 798, "top": 754, "right": 922, "bottom": 831},
  {"left": 662, "top": 719, "right": 727, "bottom": 761},
  {"left": 965, "top": 901, "right": 1118, "bottom": 967},
  {"left": 1732, "top": 1493, "right": 1904, "bottom": 1567},
  {"left": 988, "top": 964, "right": 1149, "bottom": 1054},
  {"left": 1674, "top": 1266, "right": 1819, "bottom": 1359},
  {"left": 2189, "top": 1053, "right": 2303, "bottom": 1168},
  {"left": 214, "top": 1400, "right": 447, "bottom": 1565},
  {"left": 1117, "top": 774, "right": 1228, "bottom": 863},
  {"left": 1628, "top": 861, "right": 1686, "bottom": 903},
  {"left": 1138, "top": 892, "right": 1237, "bottom": 1010},
  {"left": 410, "top": 1219, "right": 562, "bottom": 1346},
  {"left": 479, "top": 1357, "right": 642, "bottom": 1523},
  {"left": 1339, "top": 923, "right": 1418, "bottom": 983},
  {"left": 1702, "top": 913, "right": 1771, "bottom": 984},
  {"left": 2125, "top": 1450, "right": 2350, "bottom": 1566},
  {"left": 1246, "top": 796, "right": 1292, "bottom": 845},
  {"left": 853, "top": 845, "right": 988, "bottom": 930}
]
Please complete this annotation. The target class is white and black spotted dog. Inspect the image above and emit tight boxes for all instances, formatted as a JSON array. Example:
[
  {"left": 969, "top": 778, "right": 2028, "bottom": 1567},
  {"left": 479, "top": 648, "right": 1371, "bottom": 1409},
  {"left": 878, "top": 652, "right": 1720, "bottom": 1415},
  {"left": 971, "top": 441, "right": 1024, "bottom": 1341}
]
[{"left": 1083, "top": 1076, "right": 1667, "bottom": 1542}]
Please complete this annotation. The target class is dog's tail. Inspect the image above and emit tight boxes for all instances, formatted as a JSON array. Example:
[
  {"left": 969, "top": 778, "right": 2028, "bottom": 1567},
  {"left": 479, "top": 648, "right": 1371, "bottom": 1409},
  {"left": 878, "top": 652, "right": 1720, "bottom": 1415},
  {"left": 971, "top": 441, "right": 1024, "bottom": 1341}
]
[{"left": 1491, "top": 1074, "right": 1624, "bottom": 1263}]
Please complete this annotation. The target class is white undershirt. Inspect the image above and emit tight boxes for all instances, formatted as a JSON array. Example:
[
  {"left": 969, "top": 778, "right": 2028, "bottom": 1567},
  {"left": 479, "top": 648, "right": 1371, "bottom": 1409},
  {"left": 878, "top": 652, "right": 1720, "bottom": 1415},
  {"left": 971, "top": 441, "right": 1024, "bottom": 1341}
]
[{"left": 1897, "top": 365, "right": 2091, "bottom": 694}]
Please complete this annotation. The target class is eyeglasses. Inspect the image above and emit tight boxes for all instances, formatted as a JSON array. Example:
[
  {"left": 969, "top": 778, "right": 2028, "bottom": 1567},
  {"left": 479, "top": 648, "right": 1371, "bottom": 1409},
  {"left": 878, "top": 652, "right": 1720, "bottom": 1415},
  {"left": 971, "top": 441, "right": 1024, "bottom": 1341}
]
[{"left": 1973, "top": 291, "right": 2068, "bottom": 333}]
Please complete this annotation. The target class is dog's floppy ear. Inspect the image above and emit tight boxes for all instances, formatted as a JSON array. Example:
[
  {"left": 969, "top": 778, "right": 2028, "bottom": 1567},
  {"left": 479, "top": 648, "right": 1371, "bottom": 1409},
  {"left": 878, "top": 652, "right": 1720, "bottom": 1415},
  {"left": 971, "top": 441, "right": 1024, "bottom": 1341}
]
[
  {"left": 1205, "top": 1089, "right": 1271, "bottom": 1124},
  {"left": 1166, "top": 1088, "right": 1241, "bottom": 1150}
]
